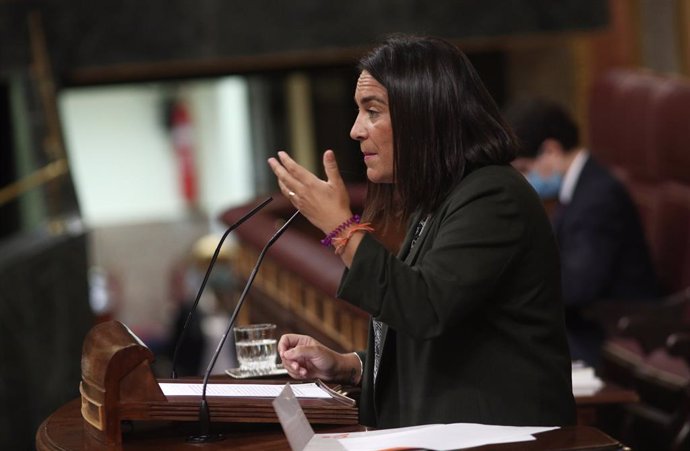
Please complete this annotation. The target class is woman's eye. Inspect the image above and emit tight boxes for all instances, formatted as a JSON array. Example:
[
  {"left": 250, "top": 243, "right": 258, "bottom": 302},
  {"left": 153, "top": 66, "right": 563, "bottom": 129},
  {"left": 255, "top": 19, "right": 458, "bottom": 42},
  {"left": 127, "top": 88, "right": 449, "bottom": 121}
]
[{"left": 367, "top": 110, "right": 380, "bottom": 118}]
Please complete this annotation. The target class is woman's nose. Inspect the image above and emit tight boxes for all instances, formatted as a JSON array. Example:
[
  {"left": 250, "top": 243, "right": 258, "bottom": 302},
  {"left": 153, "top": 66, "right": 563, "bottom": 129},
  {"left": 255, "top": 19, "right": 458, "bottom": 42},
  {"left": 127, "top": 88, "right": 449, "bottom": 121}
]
[{"left": 350, "top": 115, "right": 365, "bottom": 141}]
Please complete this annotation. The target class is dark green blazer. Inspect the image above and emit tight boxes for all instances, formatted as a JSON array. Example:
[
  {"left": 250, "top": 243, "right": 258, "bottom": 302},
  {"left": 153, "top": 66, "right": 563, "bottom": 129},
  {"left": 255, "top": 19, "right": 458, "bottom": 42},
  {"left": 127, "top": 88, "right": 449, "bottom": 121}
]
[{"left": 338, "top": 165, "right": 576, "bottom": 428}]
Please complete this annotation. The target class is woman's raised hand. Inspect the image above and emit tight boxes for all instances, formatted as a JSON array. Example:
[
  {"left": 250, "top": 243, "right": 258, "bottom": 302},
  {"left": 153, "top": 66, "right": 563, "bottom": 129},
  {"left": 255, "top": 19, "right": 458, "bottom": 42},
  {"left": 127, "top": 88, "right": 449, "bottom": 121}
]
[{"left": 267, "top": 150, "right": 353, "bottom": 235}]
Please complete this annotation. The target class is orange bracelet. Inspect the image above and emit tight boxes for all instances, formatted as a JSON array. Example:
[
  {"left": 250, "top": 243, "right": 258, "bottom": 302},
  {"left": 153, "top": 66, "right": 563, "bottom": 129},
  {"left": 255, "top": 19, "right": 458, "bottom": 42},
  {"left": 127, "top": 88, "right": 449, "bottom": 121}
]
[{"left": 332, "top": 222, "right": 374, "bottom": 255}]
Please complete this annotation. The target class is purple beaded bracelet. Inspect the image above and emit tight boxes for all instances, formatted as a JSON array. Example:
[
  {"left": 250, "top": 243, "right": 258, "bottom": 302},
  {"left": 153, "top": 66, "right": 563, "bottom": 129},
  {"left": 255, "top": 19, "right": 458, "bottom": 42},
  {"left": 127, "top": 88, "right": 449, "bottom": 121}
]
[{"left": 321, "top": 214, "right": 361, "bottom": 247}]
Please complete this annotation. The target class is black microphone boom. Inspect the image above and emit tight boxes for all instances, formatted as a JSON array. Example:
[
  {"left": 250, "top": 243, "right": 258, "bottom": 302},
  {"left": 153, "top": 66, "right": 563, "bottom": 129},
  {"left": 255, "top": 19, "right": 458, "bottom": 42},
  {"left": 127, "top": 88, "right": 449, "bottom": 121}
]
[
  {"left": 170, "top": 196, "right": 272, "bottom": 379},
  {"left": 189, "top": 209, "right": 301, "bottom": 443}
]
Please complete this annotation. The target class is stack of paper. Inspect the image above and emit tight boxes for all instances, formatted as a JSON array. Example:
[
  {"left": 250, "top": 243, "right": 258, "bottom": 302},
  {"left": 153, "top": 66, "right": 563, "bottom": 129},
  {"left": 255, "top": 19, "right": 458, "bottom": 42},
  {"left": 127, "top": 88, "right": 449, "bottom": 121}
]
[
  {"left": 158, "top": 381, "right": 358, "bottom": 424},
  {"left": 159, "top": 382, "right": 332, "bottom": 398},
  {"left": 272, "top": 384, "right": 558, "bottom": 451},
  {"left": 308, "top": 423, "right": 558, "bottom": 451},
  {"left": 571, "top": 361, "right": 604, "bottom": 395}
]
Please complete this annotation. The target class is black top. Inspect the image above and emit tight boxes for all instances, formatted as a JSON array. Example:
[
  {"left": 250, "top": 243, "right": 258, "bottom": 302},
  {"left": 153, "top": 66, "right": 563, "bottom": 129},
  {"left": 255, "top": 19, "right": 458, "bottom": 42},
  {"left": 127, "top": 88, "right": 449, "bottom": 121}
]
[{"left": 338, "top": 165, "right": 576, "bottom": 428}]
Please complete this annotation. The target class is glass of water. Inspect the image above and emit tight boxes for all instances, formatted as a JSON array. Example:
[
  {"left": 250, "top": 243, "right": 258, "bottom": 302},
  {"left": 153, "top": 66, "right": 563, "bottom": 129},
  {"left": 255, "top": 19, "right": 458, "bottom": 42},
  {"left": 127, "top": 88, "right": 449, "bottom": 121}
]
[{"left": 233, "top": 323, "right": 278, "bottom": 371}]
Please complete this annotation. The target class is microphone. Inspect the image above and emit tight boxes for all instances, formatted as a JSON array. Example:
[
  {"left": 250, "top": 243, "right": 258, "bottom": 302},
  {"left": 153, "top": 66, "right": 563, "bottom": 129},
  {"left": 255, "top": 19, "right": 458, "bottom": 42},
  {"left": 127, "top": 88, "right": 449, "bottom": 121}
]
[
  {"left": 170, "top": 196, "right": 273, "bottom": 379},
  {"left": 188, "top": 209, "right": 301, "bottom": 443}
]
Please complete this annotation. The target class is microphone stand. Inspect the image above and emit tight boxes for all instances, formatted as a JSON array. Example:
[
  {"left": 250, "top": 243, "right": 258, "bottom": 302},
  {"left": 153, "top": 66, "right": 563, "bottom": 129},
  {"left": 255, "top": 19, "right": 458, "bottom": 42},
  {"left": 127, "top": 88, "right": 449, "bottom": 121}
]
[
  {"left": 188, "top": 209, "right": 301, "bottom": 443},
  {"left": 170, "top": 197, "right": 272, "bottom": 379}
]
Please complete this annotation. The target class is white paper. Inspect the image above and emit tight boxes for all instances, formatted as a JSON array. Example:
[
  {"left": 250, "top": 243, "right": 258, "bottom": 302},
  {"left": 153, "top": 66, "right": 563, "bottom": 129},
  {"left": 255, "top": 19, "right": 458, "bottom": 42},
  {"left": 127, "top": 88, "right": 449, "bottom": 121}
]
[
  {"left": 159, "top": 382, "right": 332, "bottom": 399},
  {"left": 267, "top": 382, "right": 560, "bottom": 451},
  {"left": 313, "top": 424, "right": 558, "bottom": 451},
  {"left": 273, "top": 384, "right": 322, "bottom": 451},
  {"left": 304, "top": 425, "right": 435, "bottom": 451},
  {"left": 572, "top": 364, "right": 604, "bottom": 395}
]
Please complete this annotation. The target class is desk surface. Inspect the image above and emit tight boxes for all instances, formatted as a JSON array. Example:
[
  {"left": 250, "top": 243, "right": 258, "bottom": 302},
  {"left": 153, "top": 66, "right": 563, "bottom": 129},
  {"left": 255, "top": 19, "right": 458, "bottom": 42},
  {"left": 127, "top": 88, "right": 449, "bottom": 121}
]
[{"left": 37, "top": 398, "right": 626, "bottom": 451}]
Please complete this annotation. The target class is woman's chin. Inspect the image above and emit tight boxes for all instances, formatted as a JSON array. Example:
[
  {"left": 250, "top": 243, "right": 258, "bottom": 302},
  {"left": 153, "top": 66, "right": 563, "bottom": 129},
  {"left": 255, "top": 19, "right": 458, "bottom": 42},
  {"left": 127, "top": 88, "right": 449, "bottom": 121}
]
[{"left": 366, "top": 170, "right": 393, "bottom": 184}]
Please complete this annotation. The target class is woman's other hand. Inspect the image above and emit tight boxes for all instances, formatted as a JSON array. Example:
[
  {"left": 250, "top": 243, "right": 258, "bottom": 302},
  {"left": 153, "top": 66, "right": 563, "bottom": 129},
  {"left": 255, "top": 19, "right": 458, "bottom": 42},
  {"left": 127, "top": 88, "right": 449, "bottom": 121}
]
[{"left": 278, "top": 333, "right": 362, "bottom": 385}]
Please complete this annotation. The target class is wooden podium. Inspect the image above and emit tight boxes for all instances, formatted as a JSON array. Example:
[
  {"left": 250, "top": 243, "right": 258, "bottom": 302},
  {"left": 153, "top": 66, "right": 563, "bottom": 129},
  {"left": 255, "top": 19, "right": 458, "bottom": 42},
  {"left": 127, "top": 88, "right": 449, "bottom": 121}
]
[
  {"left": 37, "top": 398, "right": 627, "bottom": 451},
  {"left": 78, "top": 320, "right": 357, "bottom": 450}
]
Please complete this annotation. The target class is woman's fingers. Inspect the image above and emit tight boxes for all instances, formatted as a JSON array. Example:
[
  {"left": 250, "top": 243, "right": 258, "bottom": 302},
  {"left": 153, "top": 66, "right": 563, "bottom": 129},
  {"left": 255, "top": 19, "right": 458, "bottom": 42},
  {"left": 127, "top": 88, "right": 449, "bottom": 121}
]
[
  {"left": 268, "top": 150, "right": 353, "bottom": 234},
  {"left": 277, "top": 334, "right": 340, "bottom": 381},
  {"left": 277, "top": 151, "right": 314, "bottom": 183},
  {"left": 322, "top": 150, "right": 345, "bottom": 190},
  {"left": 278, "top": 334, "right": 312, "bottom": 354},
  {"left": 281, "top": 347, "right": 316, "bottom": 379},
  {"left": 279, "top": 335, "right": 311, "bottom": 379},
  {"left": 269, "top": 152, "right": 325, "bottom": 203},
  {"left": 268, "top": 157, "right": 301, "bottom": 192}
]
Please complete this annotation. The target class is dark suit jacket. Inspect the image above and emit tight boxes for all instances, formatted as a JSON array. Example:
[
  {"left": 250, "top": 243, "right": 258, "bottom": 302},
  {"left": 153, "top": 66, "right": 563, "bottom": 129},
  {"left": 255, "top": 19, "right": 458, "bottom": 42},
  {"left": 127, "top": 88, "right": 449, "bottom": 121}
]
[
  {"left": 553, "top": 156, "right": 660, "bottom": 364},
  {"left": 338, "top": 165, "right": 576, "bottom": 428}
]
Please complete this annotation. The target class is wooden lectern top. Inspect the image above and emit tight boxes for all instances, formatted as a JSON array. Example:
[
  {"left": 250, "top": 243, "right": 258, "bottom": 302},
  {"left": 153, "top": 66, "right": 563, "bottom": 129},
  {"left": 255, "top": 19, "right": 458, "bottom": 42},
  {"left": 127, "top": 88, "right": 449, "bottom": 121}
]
[{"left": 78, "top": 321, "right": 357, "bottom": 450}]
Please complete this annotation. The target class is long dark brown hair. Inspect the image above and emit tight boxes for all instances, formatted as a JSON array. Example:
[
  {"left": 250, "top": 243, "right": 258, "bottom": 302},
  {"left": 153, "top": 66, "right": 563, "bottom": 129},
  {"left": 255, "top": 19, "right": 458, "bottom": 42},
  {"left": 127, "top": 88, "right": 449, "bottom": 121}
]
[{"left": 359, "top": 35, "right": 517, "bottom": 228}]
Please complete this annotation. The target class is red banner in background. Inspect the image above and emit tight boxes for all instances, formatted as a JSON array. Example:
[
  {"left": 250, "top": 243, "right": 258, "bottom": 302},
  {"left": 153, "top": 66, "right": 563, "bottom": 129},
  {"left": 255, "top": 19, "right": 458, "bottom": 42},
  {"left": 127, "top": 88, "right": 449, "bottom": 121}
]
[{"left": 170, "top": 100, "right": 197, "bottom": 206}]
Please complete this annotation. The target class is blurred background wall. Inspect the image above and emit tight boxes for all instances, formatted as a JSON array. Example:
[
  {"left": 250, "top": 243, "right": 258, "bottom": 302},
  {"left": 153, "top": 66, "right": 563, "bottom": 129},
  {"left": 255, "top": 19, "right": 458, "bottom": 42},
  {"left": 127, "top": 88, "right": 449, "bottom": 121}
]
[{"left": 1, "top": 1, "right": 689, "bottom": 450}]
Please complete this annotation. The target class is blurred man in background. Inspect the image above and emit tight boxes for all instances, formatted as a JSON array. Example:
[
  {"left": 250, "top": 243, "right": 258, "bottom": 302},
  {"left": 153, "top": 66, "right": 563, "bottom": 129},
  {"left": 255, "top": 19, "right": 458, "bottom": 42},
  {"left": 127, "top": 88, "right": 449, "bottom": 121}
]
[{"left": 505, "top": 98, "right": 660, "bottom": 367}]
